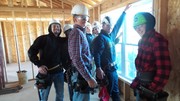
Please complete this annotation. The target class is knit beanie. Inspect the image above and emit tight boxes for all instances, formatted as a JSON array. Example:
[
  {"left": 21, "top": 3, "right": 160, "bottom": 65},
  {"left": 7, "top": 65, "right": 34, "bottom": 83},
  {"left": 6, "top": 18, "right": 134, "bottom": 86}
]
[
  {"left": 133, "top": 12, "right": 156, "bottom": 31},
  {"left": 133, "top": 13, "right": 147, "bottom": 27}
]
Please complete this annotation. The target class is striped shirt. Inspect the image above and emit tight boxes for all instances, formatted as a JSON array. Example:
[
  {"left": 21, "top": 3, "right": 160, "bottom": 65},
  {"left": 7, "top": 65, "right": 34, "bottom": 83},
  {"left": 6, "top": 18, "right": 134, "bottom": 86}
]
[
  {"left": 130, "top": 29, "right": 172, "bottom": 92},
  {"left": 68, "top": 24, "right": 92, "bottom": 81}
]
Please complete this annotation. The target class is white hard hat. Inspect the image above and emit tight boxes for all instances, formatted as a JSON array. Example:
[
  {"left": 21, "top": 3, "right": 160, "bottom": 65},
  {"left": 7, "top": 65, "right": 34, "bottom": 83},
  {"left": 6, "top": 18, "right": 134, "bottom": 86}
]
[
  {"left": 102, "top": 16, "right": 112, "bottom": 25},
  {"left": 49, "top": 19, "right": 60, "bottom": 25},
  {"left": 85, "top": 22, "right": 92, "bottom": 33},
  {"left": 71, "top": 4, "right": 89, "bottom": 16},
  {"left": 85, "top": 22, "right": 91, "bottom": 28},
  {"left": 92, "top": 21, "right": 100, "bottom": 28},
  {"left": 63, "top": 24, "right": 73, "bottom": 32}
]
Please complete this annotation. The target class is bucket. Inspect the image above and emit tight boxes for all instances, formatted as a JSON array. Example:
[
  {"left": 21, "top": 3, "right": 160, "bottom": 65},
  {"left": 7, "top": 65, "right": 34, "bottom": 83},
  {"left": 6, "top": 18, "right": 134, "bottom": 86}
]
[{"left": 17, "top": 70, "right": 28, "bottom": 85}]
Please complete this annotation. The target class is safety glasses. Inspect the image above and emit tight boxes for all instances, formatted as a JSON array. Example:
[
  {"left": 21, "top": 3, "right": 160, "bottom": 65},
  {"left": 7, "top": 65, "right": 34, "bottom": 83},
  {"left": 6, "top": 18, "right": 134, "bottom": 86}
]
[{"left": 77, "top": 15, "right": 89, "bottom": 21}]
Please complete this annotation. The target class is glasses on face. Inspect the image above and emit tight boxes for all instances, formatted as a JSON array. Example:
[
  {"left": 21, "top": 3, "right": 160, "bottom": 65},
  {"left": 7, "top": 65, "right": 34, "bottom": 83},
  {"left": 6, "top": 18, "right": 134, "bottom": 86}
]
[{"left": 77, "top": 15, "right": 89, "bottom": 21}]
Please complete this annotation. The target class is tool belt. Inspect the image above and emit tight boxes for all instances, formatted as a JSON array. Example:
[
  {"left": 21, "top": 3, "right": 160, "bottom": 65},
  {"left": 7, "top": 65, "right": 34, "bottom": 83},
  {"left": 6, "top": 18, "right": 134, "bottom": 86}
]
[
  {"left": 48, "top": 64, "right": 63, "bottom": 73},
  {"left": 136, "top": 71, "right": 169, "bottom": 101},
  {"left": 35, "top": 73, "right": 51, "bottom": 89},
  {"left": 103, "top": 62, "right": 117, "bottom": 71},
  {"left": 137, "top": 85, "right": 169, "bottom": 101},
  {"left": 137, "top": 71, "right": 155, "bottom": 84},
  {"left": 74, "top": 64, "right": 93, "bottom": 94},
  {"left": 35, "top": 64, "right": 63, "bottom": 89},
  {"left": 48, "top": 64, "right": 60, "bottom": 71},
  {"left": 108, "top": 62, "right": 116, "bottom": 67}
]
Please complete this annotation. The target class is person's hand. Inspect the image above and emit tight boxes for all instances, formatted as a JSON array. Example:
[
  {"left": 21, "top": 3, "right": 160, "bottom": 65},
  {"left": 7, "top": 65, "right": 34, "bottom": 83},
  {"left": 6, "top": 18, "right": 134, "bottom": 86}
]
[
  {"left": 124, "top": 3, "right": 132, "bottom": 12},
  {"left": 96, "top": 68, "right": 105, "bottom": 80},
  {"left": 38, "top": 65, "right": 48, "bottom": 74},
  {"left": 87, "top": 77, "right": 97, "bottom": 88}
]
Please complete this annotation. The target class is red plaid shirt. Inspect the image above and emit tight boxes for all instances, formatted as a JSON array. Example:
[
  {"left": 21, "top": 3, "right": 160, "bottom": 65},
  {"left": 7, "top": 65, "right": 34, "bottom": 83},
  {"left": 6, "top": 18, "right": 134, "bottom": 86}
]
[
  {"left": 130, "top": 29, "right": 171, "bottom": 92},
  {"left": 68, "top": 24, "right": 92, "bottom": 81}
]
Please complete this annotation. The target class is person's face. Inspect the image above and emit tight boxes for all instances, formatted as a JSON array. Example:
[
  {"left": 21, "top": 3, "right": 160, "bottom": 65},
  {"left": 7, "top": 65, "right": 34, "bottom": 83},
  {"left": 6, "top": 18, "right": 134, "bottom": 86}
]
[
  {"left": 134, "top": 24, "right": 146, "bottom": 37},
  {"left": 74, "top": 15, "right": 89, "bottom": 28},
  {"left": 92, "top": 27, "right": 100, "bottom": 36},
  {"left": 102, "top": 23, "right": 111, "bottom": 34},
  {"left": 51, "top": 24, "right": 61, "bottom": 37},
  {"left": 85, "top": 26, "right": 92, "bottom": 33}
]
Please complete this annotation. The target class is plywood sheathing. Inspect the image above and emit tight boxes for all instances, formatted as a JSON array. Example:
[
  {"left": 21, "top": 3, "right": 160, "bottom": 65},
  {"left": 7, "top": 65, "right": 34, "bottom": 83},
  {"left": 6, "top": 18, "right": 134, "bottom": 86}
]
[{"left": 164, "top": 0, "right": 180, "bottom": 100}]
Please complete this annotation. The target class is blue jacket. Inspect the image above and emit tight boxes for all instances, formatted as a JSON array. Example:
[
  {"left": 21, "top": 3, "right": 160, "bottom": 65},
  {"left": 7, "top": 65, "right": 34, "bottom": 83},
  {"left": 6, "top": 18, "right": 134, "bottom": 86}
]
[{"left": 92, "top": 12, "right": 126, "bottom": 70}]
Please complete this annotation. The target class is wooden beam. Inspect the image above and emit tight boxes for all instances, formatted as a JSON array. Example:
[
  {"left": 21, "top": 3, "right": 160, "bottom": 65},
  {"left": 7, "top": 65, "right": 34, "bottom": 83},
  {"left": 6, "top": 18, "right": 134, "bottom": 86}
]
[
  {"left": 52, "top": 1, "right": 61, "bottom": 8},
  {"left": 78, "top": 0, "right": 92, "bottom": 8},
  {"left": 90, "top": 0, "right": 106, "bottom": 9},
  {"left": 81, "top": 0, "right": 94, "bottom": 6},
  {"left": 37, "top": 0, "right": 40, "bottom": 8},
  {"left": 0, "top": 6, "right": 71, "bottom": 13},
  {"left": 0, "top": 21, "right": 8, "bottom": 83},
  {"left": 20, "top": 21, "right": 26, "bottom": 61},
  {"left": 100, "top": 0, "right": 140, "bottom": 14},
  {"left": 153, "top": 0, "right": 168, "bottom": 35},
  {"left": 62, "top": 1, "right": 65, "bottom": 37},
  {"left": 8, "top": 0, "right": 13, "bottom": 7},
  {"left": 50, "top": 0, "right": 53, "bottom": 18},
  {"left": 2, "top": 21, "right": 11, "bottom": 63},
  {"left": 91, "top": 0, "right": 100, "bottom": 3},
  {"left": 58, "top": 0, "right": 74, "bottom": 6},
  {"left": 68, "top": 0, "right": 92, "bottom": 8},
  {"left": 63, "top": 0, "right": 75, "bottom": 6},
  {"left": 97, "top": 5, "right": 100, "bottom": 21},
  {"left": 12, "top": 11, "right": 22, "bottom": 71},
  {"left": 24, "top": 0, "right": 27, "bottom": 7}
]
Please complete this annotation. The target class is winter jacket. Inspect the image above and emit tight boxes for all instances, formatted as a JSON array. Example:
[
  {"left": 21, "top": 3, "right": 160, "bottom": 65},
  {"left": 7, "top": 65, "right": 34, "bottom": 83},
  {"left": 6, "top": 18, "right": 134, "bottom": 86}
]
[
  {"left": 92, "top": 12, "right": 126, "bottom": 70},
  {"left": 28, "top": 32, "right": 65, "bottom": 74}
]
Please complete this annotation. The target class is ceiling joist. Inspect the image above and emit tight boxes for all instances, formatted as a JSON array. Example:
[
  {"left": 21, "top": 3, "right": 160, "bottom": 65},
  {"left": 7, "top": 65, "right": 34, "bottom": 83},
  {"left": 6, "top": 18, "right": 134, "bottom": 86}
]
[{"left": 0, "top": 6, "right": 71, "bottom": 13}]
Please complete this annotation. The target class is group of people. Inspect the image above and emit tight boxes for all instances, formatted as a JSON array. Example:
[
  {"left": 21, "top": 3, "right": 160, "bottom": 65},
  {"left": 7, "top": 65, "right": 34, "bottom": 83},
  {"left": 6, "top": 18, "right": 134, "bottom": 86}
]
[{"left": 28, "top": 3, "right": 171, "bottom": 101}]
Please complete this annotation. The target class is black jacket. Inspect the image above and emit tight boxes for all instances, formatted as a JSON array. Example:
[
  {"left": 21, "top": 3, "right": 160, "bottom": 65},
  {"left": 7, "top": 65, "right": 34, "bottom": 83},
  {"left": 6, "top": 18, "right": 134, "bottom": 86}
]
[{"left": 28, "top": 32, "right": 65, "bottom": 74}]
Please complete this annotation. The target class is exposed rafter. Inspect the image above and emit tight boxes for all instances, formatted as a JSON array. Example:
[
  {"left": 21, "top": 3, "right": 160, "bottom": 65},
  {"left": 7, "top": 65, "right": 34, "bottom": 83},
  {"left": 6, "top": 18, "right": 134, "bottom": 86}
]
[
  {"left": 0, "top": 0, "right": 105, "bottom": 20},
  {"left": 0, "top": 6, "right": 71, "bottom": 13}
]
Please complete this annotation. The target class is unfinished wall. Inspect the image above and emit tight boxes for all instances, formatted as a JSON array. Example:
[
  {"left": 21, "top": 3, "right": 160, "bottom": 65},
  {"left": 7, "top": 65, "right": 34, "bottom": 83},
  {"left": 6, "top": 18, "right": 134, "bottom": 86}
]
[
  {"left": 1, "top": 20, "right": 49, "bottom": 63},
  {"left": 0, "top": 22, "right": 5, "bottom": 89},
  {"left": 165, "top": 0, "right": 180, "bottom": 100}
]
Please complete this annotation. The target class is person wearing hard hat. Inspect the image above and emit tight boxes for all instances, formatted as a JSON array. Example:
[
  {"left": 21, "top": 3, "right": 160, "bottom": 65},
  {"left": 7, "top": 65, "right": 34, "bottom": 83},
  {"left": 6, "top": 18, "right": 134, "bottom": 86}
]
[
  {"left": 85, "top": 22, "right": 94, "bottom": 53},
  {"left": 92, "top": 21, "right": 101, "bottom": 37},
  {"left": 28, "top": 19, "right": 65, "bottom": 101},
  {"left": 68, "top": 3, "right": 97, "bottom": 101},
  {"left": 130, "top": 12, "right": 171, "bottom": 101},
  {"left": 62, "top": 24, "right": 74, "bottom": 101},
  {"left": 92, "top": 4, "right": 131, "bottom": 101},
  {"left": 63, "top": 24, "right": 73, "bottom": 37}
]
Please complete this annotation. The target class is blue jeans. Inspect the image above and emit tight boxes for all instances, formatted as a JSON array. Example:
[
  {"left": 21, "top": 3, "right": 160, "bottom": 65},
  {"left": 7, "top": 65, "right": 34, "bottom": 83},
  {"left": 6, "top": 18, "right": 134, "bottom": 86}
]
[
  {"left": 73, "top": 91, "right": 90, "bottom": 101},
  {"left": 71, "top": 72, "right": 90, "bottom": 101},
  {"left": 106, "top": 70, "right": 120, "bottom": 101},
  {"left": 39, "top": 72, "right": 64, "bottom": 101}
]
